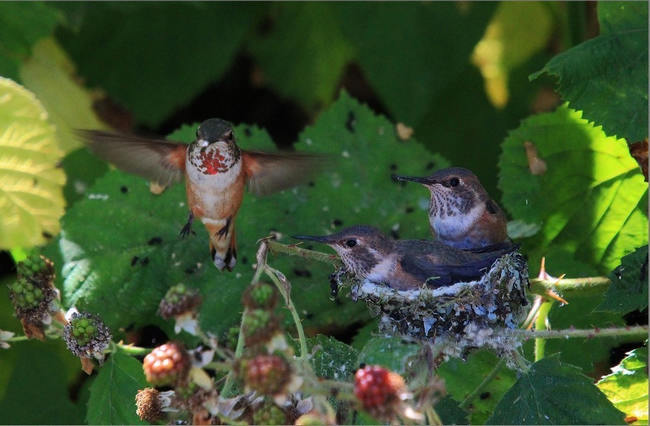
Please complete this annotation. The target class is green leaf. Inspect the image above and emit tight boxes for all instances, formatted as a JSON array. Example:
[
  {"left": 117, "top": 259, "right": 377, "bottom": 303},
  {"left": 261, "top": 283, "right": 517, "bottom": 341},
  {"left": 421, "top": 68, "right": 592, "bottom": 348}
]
[
  {"left": 0, "top": 340, "right": 84, "bottom": 424},
  {"left": 0, "top": 77, "right": 65, "bottom": 249},
  {"left": 356, "top": 336, "right": 420, "bottom": 374},
  {"left": 435, "top": 396, "right": 469, "bottom": 425},
  {"left": 308, "top": 335, "right": 359, "bottom": 381},
  {"left": 0, "top": 2, "right": 60, "bottom": 81},
  {"left": 248, "top": 3, "right": 353, "bottom": 112},
  {"left": 20, "top": 38, "right": 109, "bottom": 153},
  {"left": 499, "top": 105, "right": 648, "bottom": 274},
  {"left": 472, "top": 2, "right": 554, "bottom": 108},
  {"left": 598, "top": 346, "right": 648, "bottom": 424},
  {"left": 55, "top": 3, "right": 262, "bottom": 126},
  {"left": 437, "top": 350, "right": 516, "bottom": 424},
  {"left": 598, "top": 246, "right": 649, "bottom": 314},
  {"left": 530, "top": 2, "right": 648, "bottom": 142},
  {"left": 336, "top": 2, "right": 495, "bottom": 125},
  {"left": 487, "top": 356, "right": 625, "bottom": 425},
  {"left": 47, "top": 92, "right": 449, "bottom": 336},
  {"left": 60, "top": 147, "right": 109, "bottom": 207},
  {"left": 87, "top": 350, "right": 147, "bottom": 425}
]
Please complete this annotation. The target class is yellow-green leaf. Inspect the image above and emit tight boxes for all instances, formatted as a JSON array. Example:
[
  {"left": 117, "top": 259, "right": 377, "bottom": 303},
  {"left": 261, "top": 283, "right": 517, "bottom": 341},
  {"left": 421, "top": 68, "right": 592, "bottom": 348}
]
[
  {"left": 20, "top": 38, "right": 107, "bottom": 153},
  {"left": 0, "top": 77, "right": 65, "bottom": 249},
  {"left": 598, "top": 346, "right": 648, "bottom": 425},
  {"left": 472, "top": 2, "right": 554, "bottom": 108}
]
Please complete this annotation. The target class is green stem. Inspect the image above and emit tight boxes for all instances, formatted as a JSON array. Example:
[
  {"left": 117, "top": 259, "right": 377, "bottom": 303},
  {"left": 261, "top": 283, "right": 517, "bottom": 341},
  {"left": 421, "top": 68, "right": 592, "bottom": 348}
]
[
  {"left": 534, "top": 300, "right": 553, "bottom": 361},
  {"left": 264, "top": 265, "right": 308, "bottom": 361},
  {"left": 459, "top": 359, "right": 505, "bottom": 410},
  {"left": 6, "top": 335, "right": 28, "bottom": 343},
  {"left": 425, "top": 405, "right": 443, "bottom": 426},
  {"left": 221, "top": 248, "right": 268, "bottom": 397},
  {"left": 114, "top": 343, "right": 151, "bottom": 356},
  {"left": 509, "top": 325, "right": 649, "bottom": 340},
  {"left": 266, "top": 240, "right": 341, "bottom": 267},
  {"left": 204, "top": 361, "right": 232, "bottom": 372}
]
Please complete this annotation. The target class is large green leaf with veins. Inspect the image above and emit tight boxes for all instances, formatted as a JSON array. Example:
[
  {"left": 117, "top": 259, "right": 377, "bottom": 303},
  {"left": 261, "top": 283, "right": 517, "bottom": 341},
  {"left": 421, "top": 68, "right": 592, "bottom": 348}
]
[
  {"left": 487, "top": 356, "right": 625, "bottom": 424},
  {"left": 46, "top": 92, "right": 449, "bottom": 336},
  {"left": 499, "top": 105, "right": 647, "bottom": 275},
  {"left": 597, "top": 246, "right": 649, "bottom": 315},
  {"left": 531, "top": 2, "right": 648, "bottom": 142},
  {"left": 55, "top": 3, "right": 262, "bottom": 126}
]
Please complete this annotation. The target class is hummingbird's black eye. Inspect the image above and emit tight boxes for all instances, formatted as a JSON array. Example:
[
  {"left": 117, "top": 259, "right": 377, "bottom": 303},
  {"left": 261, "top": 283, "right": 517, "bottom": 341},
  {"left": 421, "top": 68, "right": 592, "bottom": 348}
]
[
  {"left": 449, "top": 177, "right": 460, "bottom": 187},
  {"left": 345, "top": 239, "right": 357, "bottom": 248}
]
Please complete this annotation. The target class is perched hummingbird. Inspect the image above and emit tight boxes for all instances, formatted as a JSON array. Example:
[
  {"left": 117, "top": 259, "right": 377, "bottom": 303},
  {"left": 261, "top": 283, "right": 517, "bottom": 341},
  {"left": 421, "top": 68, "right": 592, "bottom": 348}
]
[
  {"left": 80, "top": 118, "right": 326, "bottom": 271},
  {"left": 392, "top": 167, "right": 509, "bottom": 251},
  {"left": 293, "top": 225, "right": 516, "bottom": 290}
]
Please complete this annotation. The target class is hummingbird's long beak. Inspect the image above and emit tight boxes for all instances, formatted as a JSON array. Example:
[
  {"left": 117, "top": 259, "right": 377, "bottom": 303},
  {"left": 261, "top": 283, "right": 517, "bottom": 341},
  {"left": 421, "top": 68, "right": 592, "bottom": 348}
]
[
  {"left": 391, "top": 174, "right": 437, "bottom": 185},
  {"left": 291, "top": 234, "right": 336, "bottom": 244}
]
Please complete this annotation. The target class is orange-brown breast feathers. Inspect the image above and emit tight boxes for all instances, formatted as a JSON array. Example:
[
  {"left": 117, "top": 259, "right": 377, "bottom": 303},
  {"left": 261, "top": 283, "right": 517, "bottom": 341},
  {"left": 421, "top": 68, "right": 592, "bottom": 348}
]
[
  {"left": 78, "top": 130, "right": 187, "bottom": 186},
  {"left": 242, "top": 150, "right": 331, "bottom": 196}
]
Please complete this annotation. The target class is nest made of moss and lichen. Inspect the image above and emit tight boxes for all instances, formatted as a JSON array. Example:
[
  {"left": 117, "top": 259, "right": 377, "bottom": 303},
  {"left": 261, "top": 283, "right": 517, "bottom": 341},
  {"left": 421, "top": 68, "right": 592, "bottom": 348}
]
[{"left": 346, "top": 252, "right": 529, "bottom": 357}]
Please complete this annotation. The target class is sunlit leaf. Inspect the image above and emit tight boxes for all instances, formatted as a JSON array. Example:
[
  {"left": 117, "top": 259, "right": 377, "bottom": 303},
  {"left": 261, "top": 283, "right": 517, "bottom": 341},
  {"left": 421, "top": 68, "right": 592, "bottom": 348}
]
[
  {"left": 87, "top": 350, "right": 147, "bottom": 425},
  {"left": 472, "top": 2, "right": 554, "bottom": 108},
  {"left": 20, "top": 38, "right": 108, "bottom": 153},
  {"left": 248, "top": 3, "right": 353, "bottom": 112},
  {"left": 598, "top": 246, "right": 649, "bottom": 315},
  {"left": 597, "top": 346, "right": 648, "bottom": 425},
  {"left": 499, "top": 105, "right": 648, "bottom": 275},
  {"left": 531, "top": 2, "right": 648, "bottom": 142},
  {"left": 0, "top": 77, "right": 65, "bottom": 249},
  {"left": 487, "top": 356, "right": 625, "bottom": 424}
]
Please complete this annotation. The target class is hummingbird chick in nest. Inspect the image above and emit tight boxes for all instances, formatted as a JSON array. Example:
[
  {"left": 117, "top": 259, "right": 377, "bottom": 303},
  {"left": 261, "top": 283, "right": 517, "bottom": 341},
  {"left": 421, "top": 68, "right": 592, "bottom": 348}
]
[
  {"left": 392, "top": 167, "right": 510, "bottom": 251},
  {"left": 293, "top": 225, "right": 517, "bottom": 290}
]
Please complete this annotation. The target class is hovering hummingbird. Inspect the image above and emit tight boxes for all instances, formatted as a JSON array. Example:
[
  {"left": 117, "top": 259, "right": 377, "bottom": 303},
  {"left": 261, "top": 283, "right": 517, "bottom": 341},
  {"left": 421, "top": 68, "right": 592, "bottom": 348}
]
[
  {"left": 293, "top": 225, "right": 516, "bottom": 290},
  {"left": 80, "top": 118, "right": 326, "bottom": 271},
  {"left": 392, "top": 167, "right": 509, "bottom": 251}
]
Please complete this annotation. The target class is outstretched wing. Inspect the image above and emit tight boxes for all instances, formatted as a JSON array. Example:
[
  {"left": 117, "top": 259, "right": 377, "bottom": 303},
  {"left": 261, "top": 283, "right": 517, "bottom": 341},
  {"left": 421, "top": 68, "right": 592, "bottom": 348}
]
[
  {"left": 78, "top": 130, "right": 186, "bottom": 186},
  {"left": 242, "top": 150, "right": 331, "bottom": 196}
]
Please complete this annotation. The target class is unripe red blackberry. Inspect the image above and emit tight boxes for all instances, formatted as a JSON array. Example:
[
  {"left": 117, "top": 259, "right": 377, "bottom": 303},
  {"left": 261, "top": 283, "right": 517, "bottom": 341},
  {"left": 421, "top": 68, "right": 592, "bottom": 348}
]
[
  {"left": 252, "top": 401, "right": 287, "bottom": 426},
  {"left": 354, "top": 365, "right": 406, "bottom": 418},
  {"left": 143, "top": 341, "right": 190, "bottom": 386},
  {"left": 158, "top": 283, "right": 202, "bottom": 319},
  {"left": 242, "top": 282, "right": 277, "bottom": 310},
  {"left": 63, "top": 312, "right": 111, "bottom": 358},
  {"left": 242, "top": 354, "right": 291, "bottom": 396}
]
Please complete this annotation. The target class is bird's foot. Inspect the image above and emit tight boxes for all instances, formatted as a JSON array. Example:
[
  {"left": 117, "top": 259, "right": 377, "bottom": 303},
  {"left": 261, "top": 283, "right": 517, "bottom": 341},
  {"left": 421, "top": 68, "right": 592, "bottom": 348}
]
[{"left": 179, "top": 212, "right": 194, "bottom": 238}]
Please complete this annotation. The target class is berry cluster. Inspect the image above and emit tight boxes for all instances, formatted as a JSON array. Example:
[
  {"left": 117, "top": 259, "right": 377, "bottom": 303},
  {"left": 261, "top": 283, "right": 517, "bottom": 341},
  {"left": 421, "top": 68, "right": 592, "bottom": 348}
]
[
  {"left": 7, "top": 278, "right": 45, "bottom": 310},
  {"left": 158, "top": 283, "right": 202, "bottom": 319},
  {"left": 8, "top": 255, "right": 57, "bottom": 324},
  {"left": 242, "top": 282, "right": 277, "bottom": 310},
  {"left": 243, "top": 354, "right": 290, "bottom": 395},
  {"left": 63, "top": 312, "right": 111, "bottom": 358},
  {"left": 143, "top": 341, "right": 190, "bottom": 386},
  {"left": 354, "top": 365, "right": 406, "bottom": 418},
  {"left": 242, "top": 309, "right": 278, "bottom": 346},
  {"left": 135, "top": 388, "right": 164, "bottom": 422},
  {"left": 252, "top": 401, "right": 287, "bottom": 425}
]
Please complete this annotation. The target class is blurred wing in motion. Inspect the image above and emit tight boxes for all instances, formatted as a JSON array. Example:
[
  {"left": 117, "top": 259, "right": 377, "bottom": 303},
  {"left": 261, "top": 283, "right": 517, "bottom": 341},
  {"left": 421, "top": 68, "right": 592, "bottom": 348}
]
[
  {"left": 242, "top": 150, "right": 332, "bottom": 196},
  {"left": 78, "top": 130, "right": 186, "bottom": 186}
]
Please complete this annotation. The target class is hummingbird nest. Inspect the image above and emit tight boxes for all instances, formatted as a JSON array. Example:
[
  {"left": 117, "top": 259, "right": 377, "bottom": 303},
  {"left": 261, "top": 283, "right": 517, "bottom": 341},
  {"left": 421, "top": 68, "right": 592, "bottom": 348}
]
[{"left": 347, "top": 252, "right": 529, "bottom": 358}]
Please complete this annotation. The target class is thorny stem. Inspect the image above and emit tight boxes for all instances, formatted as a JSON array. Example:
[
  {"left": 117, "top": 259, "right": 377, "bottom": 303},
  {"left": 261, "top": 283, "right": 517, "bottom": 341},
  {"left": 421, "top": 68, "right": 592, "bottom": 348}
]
[
  {"left": 508, "top": 325, "right": 649, "bottom": 340},
  {"left": 264, "top": 264, "right": 308, "bottom": 361},
  {"left": 458, "top": 359, "right": 505, "bottom": 410},
  {"left": 534, "top": 300, "right": 554, "bottom": 361}
]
